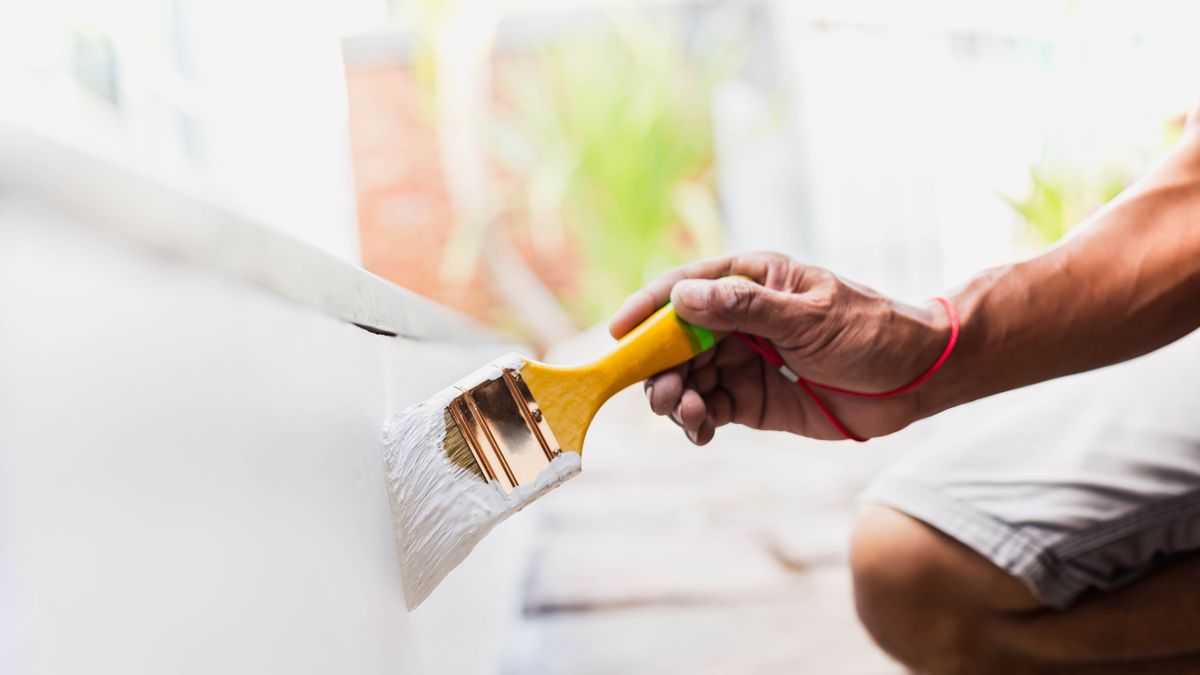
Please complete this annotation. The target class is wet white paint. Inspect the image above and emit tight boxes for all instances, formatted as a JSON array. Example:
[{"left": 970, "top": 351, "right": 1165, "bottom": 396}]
[
  {"left": 383, "top": 355, "right": 581, "bottom": 609},
  {"left": 0, "top": 136, "right": 537, "bottom": 674}
]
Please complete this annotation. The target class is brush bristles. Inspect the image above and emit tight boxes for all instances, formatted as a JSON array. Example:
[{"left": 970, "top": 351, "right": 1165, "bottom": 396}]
[
  {"left": 442, "top": 410, "right": 486, "bottom": 481},
  {"left": 382, "top": 355, "right": 582, "bottom": 609}
]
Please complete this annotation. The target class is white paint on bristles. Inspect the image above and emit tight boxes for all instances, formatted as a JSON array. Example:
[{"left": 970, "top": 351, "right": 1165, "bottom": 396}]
[
  {"left": 490, "top": 351, "right": 527, "bottom": 373},
  {"left": 382, "top": 354, "right": 581, "bottom": 609}
]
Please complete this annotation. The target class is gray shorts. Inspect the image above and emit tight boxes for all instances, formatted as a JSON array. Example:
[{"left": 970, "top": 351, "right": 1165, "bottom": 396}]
[{"left": 862, "top": 331, "right": 1200, "bottom": 609}]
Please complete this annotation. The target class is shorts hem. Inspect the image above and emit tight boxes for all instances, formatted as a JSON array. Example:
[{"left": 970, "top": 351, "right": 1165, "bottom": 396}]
[{"left": 861, "top": 475, "right": 1081, "bottom": 609}]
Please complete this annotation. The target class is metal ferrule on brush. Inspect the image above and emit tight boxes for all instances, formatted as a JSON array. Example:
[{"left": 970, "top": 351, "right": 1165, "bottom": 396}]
[{"left": 447, "top": 359, "right": 562, "bottom": 496}]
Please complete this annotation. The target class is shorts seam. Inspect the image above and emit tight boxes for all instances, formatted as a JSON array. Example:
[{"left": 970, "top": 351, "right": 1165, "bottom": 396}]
[{"left": 1051, "top": 487, "right": 1200, "bottom": 559}]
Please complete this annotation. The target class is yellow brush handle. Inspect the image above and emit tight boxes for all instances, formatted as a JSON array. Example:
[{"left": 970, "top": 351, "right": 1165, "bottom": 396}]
[
  {"left": 593, "top": 303, "right": 726, "bottom": 399},
  {"left": 522, "top": 280, "right": 746, "bottom": 453}
]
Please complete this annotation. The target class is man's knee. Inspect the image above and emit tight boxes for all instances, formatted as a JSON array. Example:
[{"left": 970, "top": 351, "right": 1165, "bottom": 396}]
[
  {"left": 849, "top": 505, "right": 1039, "bottom": 673},
  {"left": 850, "top": 505, "right": 966, "bottom": 669}
]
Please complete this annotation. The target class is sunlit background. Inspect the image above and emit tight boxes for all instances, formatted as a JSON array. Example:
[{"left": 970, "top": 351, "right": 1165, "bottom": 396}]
[
  {"left": 5, "top": 0, "right": 1199, "bottom": 671},
  {"left": 6, "top": 0, "right": 1197, "bottom": 344}
]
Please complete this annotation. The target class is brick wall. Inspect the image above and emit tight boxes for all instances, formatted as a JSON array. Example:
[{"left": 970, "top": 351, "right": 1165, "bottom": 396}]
[{"left": 344, "top": 51, "right": 579, "bottom": 330}]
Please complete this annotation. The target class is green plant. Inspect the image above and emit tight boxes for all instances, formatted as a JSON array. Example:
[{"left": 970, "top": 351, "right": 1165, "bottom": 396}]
[
  {"left": 493, "top": 16, "right": 729, "bottom": 323},
  {"left": 1003, "top": 119, "right": 1186, "bottom": 245},
  {"left": 1001, "top": 165, "right": 1126, "bottom": 245}
]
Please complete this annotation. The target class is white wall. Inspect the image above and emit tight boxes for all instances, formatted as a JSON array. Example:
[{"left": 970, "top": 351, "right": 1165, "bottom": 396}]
[{"left": 0, "top": 136, "right": 531, "bottom": 674}]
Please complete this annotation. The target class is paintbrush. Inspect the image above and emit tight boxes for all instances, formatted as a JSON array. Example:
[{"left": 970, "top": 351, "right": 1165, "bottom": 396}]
[{"left": 383, "top": 301, "right": 724, "bottom": 608}]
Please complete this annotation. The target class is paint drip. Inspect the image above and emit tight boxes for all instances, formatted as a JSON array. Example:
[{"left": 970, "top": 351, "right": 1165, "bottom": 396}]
[{"left": 382, "top": 355, "right": 581, "bottom": 609}]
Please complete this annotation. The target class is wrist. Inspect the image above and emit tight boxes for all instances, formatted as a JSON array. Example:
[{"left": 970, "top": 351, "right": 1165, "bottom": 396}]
[
  {"left": 911, "top": 268, "right": 1002, "bottom": 419},
  {"left": 891, "top": 297, "right": 953, "bottom": 418}
]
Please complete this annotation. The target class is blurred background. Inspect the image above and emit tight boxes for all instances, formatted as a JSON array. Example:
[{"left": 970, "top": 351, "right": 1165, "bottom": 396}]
[
  {"left": 8, "top": 0, "right": 1197, "bottom": 344},
  {"left": 4, "top": 0, "right": 1199, "bottom": 672}
]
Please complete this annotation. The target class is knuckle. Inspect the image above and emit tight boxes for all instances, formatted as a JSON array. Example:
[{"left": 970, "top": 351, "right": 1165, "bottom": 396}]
[
  {"left": 783, "top": 283, "right": 842, "bottom": 354},
  {"left": 721, "top": 281, "right": 757, "bottom": 318},
  {"left": 750, "top": 250, "right": 792, "bottom": 267},
  {"left": 765, "top": 252, "right": 797, "bottom": 274}
]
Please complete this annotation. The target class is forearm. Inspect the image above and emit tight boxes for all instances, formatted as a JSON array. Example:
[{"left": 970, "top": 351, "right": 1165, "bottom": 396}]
[{"left": 924, "top": 133, "right": 1200, "bottom": 416}]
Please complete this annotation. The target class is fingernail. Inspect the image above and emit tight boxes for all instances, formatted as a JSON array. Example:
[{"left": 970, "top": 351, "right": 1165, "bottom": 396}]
[{"left": 675, "top": 280, "right": 709, "bottom": 311}]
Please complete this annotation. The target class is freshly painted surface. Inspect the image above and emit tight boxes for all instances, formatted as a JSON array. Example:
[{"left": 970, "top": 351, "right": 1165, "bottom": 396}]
[
  {"left": 383, "top": 367, "right": 579, "bottom": 608},
  {"left": 0, "top": 133, "right": 530, "bottom": 674}
]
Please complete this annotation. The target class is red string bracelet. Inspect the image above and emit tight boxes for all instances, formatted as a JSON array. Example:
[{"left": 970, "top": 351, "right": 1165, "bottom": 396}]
[{"left": 733, "top": 297, "right": 959, "bottom": 442}]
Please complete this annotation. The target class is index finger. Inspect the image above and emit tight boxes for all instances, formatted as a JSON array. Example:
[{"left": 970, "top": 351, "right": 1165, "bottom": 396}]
[{"left": 607, "top": 252, "right": 792, "bottom": 338}]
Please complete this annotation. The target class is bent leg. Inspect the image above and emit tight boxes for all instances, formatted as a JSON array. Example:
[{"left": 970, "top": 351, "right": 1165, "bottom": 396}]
[
  {"left": 850, "top": 504, "right": 1038, "bottom": 673},
  {"left": 851, "top": 505, "right": 1200, "bottom": 674}
]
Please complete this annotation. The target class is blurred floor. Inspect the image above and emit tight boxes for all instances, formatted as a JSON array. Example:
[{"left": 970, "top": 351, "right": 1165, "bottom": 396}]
[{"left": 504, "top": 328, "right": 920, "bottom": 674}]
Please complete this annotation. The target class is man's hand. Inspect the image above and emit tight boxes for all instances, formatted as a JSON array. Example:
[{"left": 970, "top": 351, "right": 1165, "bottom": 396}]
[
  {"left": 613, "top": 113, "right": 1200, "bottom": 447},
  {"left": 609, "top": 253, "right": 951, "bottom": 443}
]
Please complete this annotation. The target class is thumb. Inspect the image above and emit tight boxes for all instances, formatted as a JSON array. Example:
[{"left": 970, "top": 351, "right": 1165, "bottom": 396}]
[{"left": 671, "top": 277, "right": 810, "bottom": 342}]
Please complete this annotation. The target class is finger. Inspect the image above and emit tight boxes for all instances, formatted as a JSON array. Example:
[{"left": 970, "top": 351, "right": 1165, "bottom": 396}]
[
  {"left": 676, "top": 388, "right": 707, "bottom": 432},
  {"left": 713, "top": 336, "right": 760, "bottom": 367},
  {"left": 671, "top": 276, "right": 822, "bottom": 343},
  {"left": 714, "top": 356, "right": 775, "bottom": 428},
  {"left": 609, "top": 258, "right": 740, "bottom": 338},
  {"left": 608, "top": 252, "right": 800, "bottom": 338},
  {"left": 687, "top": 361, "right": 720, "bottom": 395},
  {"left": 703, "top": 387, "right": 735, "bottom": 427},
  {"left": 647, "top": 368, "right": 685, "bottom": 415},
  {"left": 690, "top": 343, "right": 719, "bottom": 369},
  {"left": 691, "top": 416, "right": 716, "bottom": 446}
]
